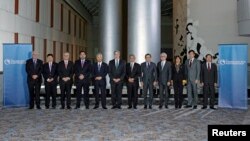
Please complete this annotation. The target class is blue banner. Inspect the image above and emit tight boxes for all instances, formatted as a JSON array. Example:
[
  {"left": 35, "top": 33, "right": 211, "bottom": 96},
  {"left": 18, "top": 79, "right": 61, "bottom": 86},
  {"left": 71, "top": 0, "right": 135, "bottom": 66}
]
[
  {"left": 3, "top": 44, "right": 32, "bottom": 107},
  {"left": 218, "top": 44, "right": 248, "bottom": 109}
]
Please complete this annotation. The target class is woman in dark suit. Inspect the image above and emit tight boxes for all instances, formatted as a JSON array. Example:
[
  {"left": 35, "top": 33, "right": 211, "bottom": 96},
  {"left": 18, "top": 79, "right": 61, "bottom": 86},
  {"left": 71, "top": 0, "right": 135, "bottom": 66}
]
[{"left": 171, "top": 56, "right": 186, "bottom": 109}]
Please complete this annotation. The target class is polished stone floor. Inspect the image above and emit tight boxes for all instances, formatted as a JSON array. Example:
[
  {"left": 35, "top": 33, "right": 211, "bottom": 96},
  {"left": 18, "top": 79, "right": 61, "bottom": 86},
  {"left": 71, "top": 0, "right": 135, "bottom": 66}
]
[{"left": 0, "top": 100, "right": 250, "bottom": 141}]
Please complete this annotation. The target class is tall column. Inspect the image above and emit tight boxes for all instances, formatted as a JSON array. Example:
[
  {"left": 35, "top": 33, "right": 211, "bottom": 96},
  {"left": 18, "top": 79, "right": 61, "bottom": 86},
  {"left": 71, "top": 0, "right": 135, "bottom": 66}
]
[
  {"left": 128, "top": 0, "right": 161, "bottom": 63},
  {"left": 100, "top": 0, "right": 122, "bottom": 63}
]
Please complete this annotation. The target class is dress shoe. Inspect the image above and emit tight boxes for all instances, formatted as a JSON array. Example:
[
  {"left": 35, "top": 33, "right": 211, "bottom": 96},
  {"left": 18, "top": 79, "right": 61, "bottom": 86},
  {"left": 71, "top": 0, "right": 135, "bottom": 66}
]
[
  {"left": 67, "top": 106, "right": 71, "bottom": 109},
  {"left": 210, "top": 106, "right": 216, "bottom": 110},
  {"left": 111, "top": 106, "right": 116, "bottom": 109},
  {"left": 193, "top": 105, "right": 197, "bottom": 109},
  {"left": 86, "top": 106, "right": 89, "bottom": 109},
  {"left": 52, "top": 107, "right": 56, "bottom": 109},
  {"left": 165, "top": 105, "right": 168, "bottom": 109},
  {"left": 128, "top": 106, "right": 132, "bottom": 109},
  {"left": 144, "top": 105, "right": 147, "bottom": 109},
  {"left": 179, "top": 105, "right": 182, "bottom": 109},
  {"left": 201, "top": 106, "right": 207, "bottom": 109},
  {"left": 149, "top": 106, "right": 152, "bottom": 109},
  {"left": 102, "top": 107, "right": 107, "bottom": 109},
  {"left": 185, "top": 105, "right": 192, "bottom": 108},
  {"left": 159, "top": 105, "right": 163, "bottom": 109},
  {"left": 37, "top": 106, "right": 41, "bottom": 109},
  {"left": 134, "top": 106, "right": 137, "bottom": 109},
  {"left": 60, "top": 107, "right": 65, "bottom": 109},
  {"left": 117, "top": 106, "right": 122, "bottom": 109},
  {"left": 29, "top": 107, "right": 34, "bottom": 109},
  {"left": 75, "top": 106, "right": 79, "bottom": 109},
  {"left": 93, "top": 106, "right": 99, "bottom": 109}
]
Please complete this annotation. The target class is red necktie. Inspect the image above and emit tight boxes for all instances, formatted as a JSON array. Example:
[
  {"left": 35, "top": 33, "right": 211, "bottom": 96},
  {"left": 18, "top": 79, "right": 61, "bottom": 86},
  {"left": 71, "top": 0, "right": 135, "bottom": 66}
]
[{"left": 208, "top": 63, "right": 211, "bottom": 71}]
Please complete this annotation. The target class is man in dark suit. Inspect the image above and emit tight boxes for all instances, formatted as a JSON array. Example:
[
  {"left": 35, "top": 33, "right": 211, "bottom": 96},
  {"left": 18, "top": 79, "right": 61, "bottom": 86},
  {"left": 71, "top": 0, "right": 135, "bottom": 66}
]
[
  {"left": 74, "top": 51, "right": 92, "bottom": 109},
  {"left": 126, "top": 54, "right": 141, "bottom": 109},
  {"left": 42, "top": 54, "right": 58, "bottom": 109},
  {"left": 157, "top": 52, "right": 172, "bottom": 109},
  {"left": 200, "top": 54, "right": 217, "bottom": 110},
  {"left": 58, "top": 52, "right": 74, "bottom": 109},
  {"left": 185, "top": 50, "right": 201, "bottom": 109},
  {"left": 141, "top": 53, "right": 157, "bottom": 109},
  {"left": 93, "top": 53, "right": 108, "bottom": 109},
  {"left": 26, "top": 51, "right": 43, "bottom": 109},
  {"left": 109, "top": 51, "right": 126, "bottom": 109}
]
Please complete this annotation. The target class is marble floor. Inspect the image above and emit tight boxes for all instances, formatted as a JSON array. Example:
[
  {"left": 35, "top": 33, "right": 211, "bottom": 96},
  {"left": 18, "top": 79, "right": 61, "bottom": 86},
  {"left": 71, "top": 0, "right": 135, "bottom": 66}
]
[{"left": 0, "top": 100, "right": 250, "bottom": 141}]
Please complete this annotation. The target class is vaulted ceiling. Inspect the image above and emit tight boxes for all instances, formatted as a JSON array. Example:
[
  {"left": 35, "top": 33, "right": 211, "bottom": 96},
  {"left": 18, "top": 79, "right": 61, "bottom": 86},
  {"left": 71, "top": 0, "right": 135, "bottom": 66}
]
[{"left": 79, "top": 0, "right": 173, "bottom": 17}]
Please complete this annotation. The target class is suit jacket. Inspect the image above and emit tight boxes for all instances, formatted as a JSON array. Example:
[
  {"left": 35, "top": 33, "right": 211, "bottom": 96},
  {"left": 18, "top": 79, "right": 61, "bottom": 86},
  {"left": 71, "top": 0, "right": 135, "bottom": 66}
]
[
  {"left": 108, "top": 59, "right": 126, "bottom": 83},
  {"left": 171, "top": 64, "right": 186, "bottom": 84},
  {"left": 58, "top": 60, "right": 74, "bottom": 83},
  {"left": 42, "top": 62, "right": 58, "bottom": 84},
  {"left": 185, "top": 58, "right": 201, "bottom": 81},
  {"left": 141, "top": 62, "right": 157, "bottom": 84},
  {"left": 200, "top": 62, "right": 217, "bottom": 84},
  {"left": 92, "top": 62, "right": 108, "bottom": 84},
  {"left": 126, "top": 62, "right": 141, "bottom": 83},
  {"left": 74, "top": 59, "right": 92, "bottom": 83},
  {"left": 26, "top": 58, "right": 43, "bottom": 83},
  {"left": 157, "top": 61, "right": 172, "bottom": 85}
]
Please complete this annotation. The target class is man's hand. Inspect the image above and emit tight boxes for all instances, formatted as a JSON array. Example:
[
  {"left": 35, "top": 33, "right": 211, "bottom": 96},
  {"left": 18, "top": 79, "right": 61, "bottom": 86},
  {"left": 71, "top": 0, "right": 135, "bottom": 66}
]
[
  {"left": 153, "top": 81, "right": 157, "bottom": 87},
  {"left": 167, "top": 82, "right": 171, "bottom": 86},
  {"left": 32, "top": 75, "right": 38, "bottom": 79},
  {"left": 95, "top": 76, "right": 102, "bottom": 80},
  {"left": 214, "top": 83, "right": 217, "bottom": 87},
  {"left": 195, "top": 80, "right": 199, "bottom": 84},
  {"left": 128, "top": 78, "right": 134, "bottom": 83},
  {"left": 200, "top": 83, "right": 204, "bottom": 87},
  {"left": 140, "top": 82, "right": 143, "bottom": 88},
  {"left": 79, "top": 74, "right": 84, "bottom": 80}
]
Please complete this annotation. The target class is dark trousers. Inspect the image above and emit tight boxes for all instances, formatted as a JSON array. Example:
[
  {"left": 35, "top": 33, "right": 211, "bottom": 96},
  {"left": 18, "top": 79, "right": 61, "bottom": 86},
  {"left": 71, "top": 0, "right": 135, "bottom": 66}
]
[
  {"left": 44, "top": 82, "right": 57, "bottom": 108},
  {"left": 173, "top": 82, "right": 183, "bottom": 108},
  {"left": 159, "top": 83, "right": 169, "bottom": 107},
  {"left": 203, "top": 83, "right": 215, "bottom": 107},
  {"left": 28, "top": 80, "right": 41, "bottom": 108},
  {"left": 111, "top": 82, "right": 123, "bottom": 107},
  {"left": 94, "top": 81, "right": 106, "bottom": 108},
  {"left": 60, "top": 81, "right": 72, "bottom": 108},
  {"left": 143, "top": 82, "right": 154, "bottom": 106},
  {"left": 76, "top": 81, "right": 90, "bottom": 108},
  {"left": 127, "top": 82, "right": 138, "bottom": 108}
]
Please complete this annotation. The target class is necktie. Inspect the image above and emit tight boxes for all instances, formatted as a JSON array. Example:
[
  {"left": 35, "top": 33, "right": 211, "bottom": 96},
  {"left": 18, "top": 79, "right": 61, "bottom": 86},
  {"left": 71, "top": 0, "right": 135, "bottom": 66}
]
[
  {"left": 65, "top": 62, "right": 68, "bottom": 69},
  {"left": 147, "top": 62, "right": 150, "bottom": 68},
  {"left": 81, "top": 60, "right": 84, "bottom": 68},
  {"left": 131, "top": 63, "right": 133, "bottom": 72},
  {"left": 33, "top": 60, "right": 37, "bottom": 69},
  {"left": 208, "top": 63, "right": 211, "bottom": 71},
  {"left": 49, "top": 63, "right": 52, "bottom": 72},
  {"left": 189, "top": 59, "right": 193, "bottom": 67},
  {"left": 98, "top": 63, "right": 101, "bottom": 71},
  {"left": 161, "top": 62, "right": 164, "bottom": 70},
  {"left": 115, "top": 60, "right": 119, "bottom": 69}
]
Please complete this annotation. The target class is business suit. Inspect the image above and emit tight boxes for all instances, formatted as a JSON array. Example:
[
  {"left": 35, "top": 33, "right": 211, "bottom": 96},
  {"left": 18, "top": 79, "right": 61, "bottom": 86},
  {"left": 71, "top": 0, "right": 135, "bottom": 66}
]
[
  {"left": 58, "top": 60, "right": 74, "bottom": 109},
  {"left": 42, "top": 62, "right": 58, "bottom": 108},
  {"left": 185, "top": 58, "right": 201, "bottom": 107},
  {"left": 172, "top": 64, "right": 185, "bottom": 108},
  {"left": 126, "top": 62, "right": 141, "bottom": 108},
  {"left": 141, "top": 62, "right": 157, "bottom": 108},
  {"left": 109, "top": 59, "right": 126, "bottom": 108},
  {"left": 157, "top": 61, "right": 172, "bottom": 108},
  {"left": 93, "top": 62, "right": 108, "bottom": 108},
  {"left": 74, "top": 59, "right": 92, "bottom": 109},
  {"left": 26, "top": 58, "right": 43, "bottom": 109},
  {"left": 200, "top": 62, "right": 217, "bottom": 108}
]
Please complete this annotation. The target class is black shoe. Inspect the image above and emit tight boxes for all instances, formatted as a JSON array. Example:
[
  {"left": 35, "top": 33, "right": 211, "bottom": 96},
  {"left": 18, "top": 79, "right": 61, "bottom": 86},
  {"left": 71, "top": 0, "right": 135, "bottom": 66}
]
[
  {"left": 144, "top": 105, "right": 147, "bottom": 109},
  {"left": 60, "top": 107, "right": 65, "bottom": 109},
  {"left": 52, "top": 107, "right": 56, "bottom": 109},
  {"left": 111, "top": 106, "right": 116, "bottom": 109},
  {"left": 93, "top": 106, "right": 99, "bottom": 109},
  {"left": 86, "top": 106, "right": 89, "bottom": 109},
  {"left": 149, "top": 106, "right": 152, "bottom": 109},
  {"left": 37, "top": 106, "right": 41, "bottom": 109},
  {"left": 117, "top": 106, "right": 122, "bottom": 109},
  {"left": 45, "top": 107, "right": 49, "bottom": 109},
  {"left": 134, "top": 106, "right": 137, "bottom": 109},
  {"left": 29, "top": 107, "right": 34, "bottom": 109},
  {"left": 67, "top": 106, "right": 71, "bottom": 109},
  {"left": 179, "top": 105, "right": 182, "bottom": 109},
  {"left": 75, "top": 106, "right": 79, "bottom": 109},
  {"left": 201, "top": 106, "right": 207, "bottom": 109},
  {"left": 128, "top": 106, "right": 132, "bottom": 109},
  {"left": 210, "top": 106, "right": 216, "bottom": 110},
  {"left": 193, "top": 106, "right": 197, "bottom": 109},
  {"left": 102, "top": 107, "right": 107, "bottom": 109},
  {"left": 185, "top": 105, "right": 192, "bottom": 108},
  {"left": 165, "top": 105, "right": 168, "bottom": 109},
  {"left": 159, "top": 105, "right": 162, "bottom": 109}
]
